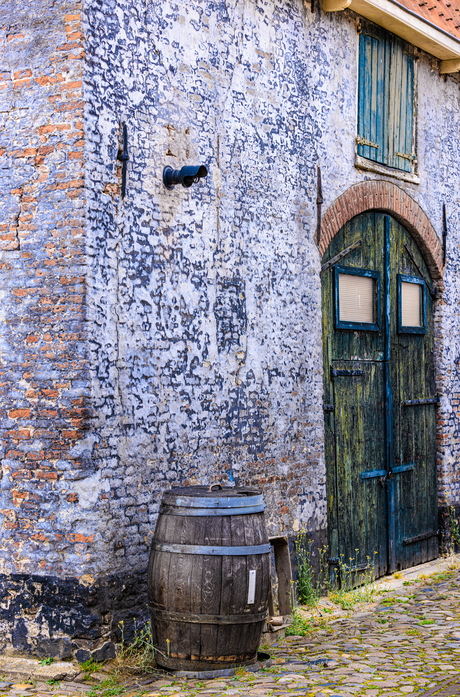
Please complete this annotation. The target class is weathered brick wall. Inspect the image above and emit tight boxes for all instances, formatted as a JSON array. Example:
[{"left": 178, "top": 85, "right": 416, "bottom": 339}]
[
  {"left": 85, "top": 0, "right": 460, "bottom": 633},
  {"left": 2, "top": 0, "right": 460, "bottom": 658},
  {"left": 0, "top": 0, "right": 111, "bottom": 657},
  {"left": 83, "top": 0, "right": 460, "bottom": 584},
  {"left": 84, "top": 0, "right": 328, "bottom": 585}
]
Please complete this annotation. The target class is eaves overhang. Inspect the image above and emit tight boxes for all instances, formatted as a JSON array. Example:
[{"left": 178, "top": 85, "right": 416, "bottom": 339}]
[{"left": 323, "top": 0, "right": 460, "bottom": 72}]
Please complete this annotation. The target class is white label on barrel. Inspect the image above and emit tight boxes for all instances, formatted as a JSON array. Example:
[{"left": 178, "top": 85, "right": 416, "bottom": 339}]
[{"left": 247, "top": 570, "right": 256, "bottom": 605}]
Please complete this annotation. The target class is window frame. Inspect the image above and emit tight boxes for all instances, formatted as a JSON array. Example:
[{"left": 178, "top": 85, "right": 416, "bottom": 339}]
[
  {"left": 334, "top": 265, "right": 381, "bottom": 332},
  {"left": 398, "top": 273, "right": 427, "bottom": 335},
  {"left": 355, "top": 21, "right": 419, "bottom": 184}
]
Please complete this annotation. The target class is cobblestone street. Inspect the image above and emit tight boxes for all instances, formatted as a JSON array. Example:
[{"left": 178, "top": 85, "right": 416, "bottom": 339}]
[{"left": 1, "top": 558, "right": 460, "bottom": 697}]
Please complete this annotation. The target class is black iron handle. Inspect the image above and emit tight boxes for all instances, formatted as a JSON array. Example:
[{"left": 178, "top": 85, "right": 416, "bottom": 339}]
[{"left": 118, "top": 122, "right": 129, "bottom": 199}]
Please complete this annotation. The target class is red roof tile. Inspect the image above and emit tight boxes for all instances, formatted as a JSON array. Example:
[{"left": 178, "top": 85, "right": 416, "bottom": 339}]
[{"left": 396, "top": 0, "right": 460, "bottom": 41}]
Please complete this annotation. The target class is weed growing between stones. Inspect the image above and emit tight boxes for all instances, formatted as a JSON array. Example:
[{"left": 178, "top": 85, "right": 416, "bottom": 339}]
[
  {"left": 294, "top": 532, "right": 329, "bottom": 607},
  {"left": 81, "top": 659, "right": 100, "bottom": 676},
  {"left": 447, "top": 553, "right": 460, "bottom": 570},
  {"left": 328, "top": 553, "right": 378, "bottom": 610},
  {"left": 86, "top": 676, "right": 125, "bottom": 697},
  {"left": 406, "top": 628, "right": 423, "bottom": 636},
  {"left": 285, "top": 609, "right": 328, "bottom": 636},
  {"left": 449, "top": 505, "right": 460, "bottom": 550},
  {"left": 426, "top": 569, "right": 457, "bottom": 584},
  {"left": 293, "top": 537, "right": 379, "bottom": 613},
  {"left": 115, "top": 619, "right": 157, "bottom": 674}
]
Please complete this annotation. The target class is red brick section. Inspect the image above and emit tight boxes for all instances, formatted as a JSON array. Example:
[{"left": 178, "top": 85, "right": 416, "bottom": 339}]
[
  {"left": 398, "top": 0, "right": 460, "bottom": 40},
  {"left": 0, "top": 0, "right": 90, "bottom": 576},
  {"left": 319, "top": 181, "right": 444, "bottom": 280}
]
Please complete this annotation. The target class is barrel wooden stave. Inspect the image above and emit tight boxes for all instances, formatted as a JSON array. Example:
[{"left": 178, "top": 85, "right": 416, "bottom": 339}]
[{"left": 148, "top": 493, "right": 269, "bottom": 671}]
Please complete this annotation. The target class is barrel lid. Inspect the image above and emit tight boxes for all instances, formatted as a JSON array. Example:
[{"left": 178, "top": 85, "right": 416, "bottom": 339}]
[
  {"left": 161, "top": 486, "right": 265, "bottom": 513},
  {"left": 165, "top": 485, "right": 261, "bottom": 498}
]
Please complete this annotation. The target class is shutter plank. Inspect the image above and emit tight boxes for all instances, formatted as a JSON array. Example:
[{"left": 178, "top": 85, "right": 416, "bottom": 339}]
[
  {"left": 375, "top": 32, "right": 385, "bottom": 165},
  {"left": 388, "top": 38, "right": 414, "bottom": 172},
  {"left": 403, "top": 55, "right": 414, "bottom": 173},
  {"left": 388, "top": 37, "right": 401, "bottom": 169},
  {"left": 358, "top": 34, "right": 383, "bottom": 162}
]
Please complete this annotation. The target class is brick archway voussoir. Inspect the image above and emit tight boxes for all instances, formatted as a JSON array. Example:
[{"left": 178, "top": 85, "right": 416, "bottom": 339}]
[{"left": 319, "top": 181, "right": 443, "bottom": 281}]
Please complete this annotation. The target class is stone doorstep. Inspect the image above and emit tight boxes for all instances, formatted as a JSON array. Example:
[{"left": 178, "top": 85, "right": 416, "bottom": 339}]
[{"left": 0, "top": 658, "right": 79, "bottom": 683}]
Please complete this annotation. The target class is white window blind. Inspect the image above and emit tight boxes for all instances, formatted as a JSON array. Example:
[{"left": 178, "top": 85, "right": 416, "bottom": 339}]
[
  {"left": 339, "top": 273, "right": 374, "bottom": 324},
  {"left": 401, "top": 281, "right": 422, "bottom": 327}
]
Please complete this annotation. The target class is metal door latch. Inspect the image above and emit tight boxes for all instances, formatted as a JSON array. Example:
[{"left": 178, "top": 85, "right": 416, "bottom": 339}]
[{"left": 378, "top": 469, "right": 393, "bottom": 486}]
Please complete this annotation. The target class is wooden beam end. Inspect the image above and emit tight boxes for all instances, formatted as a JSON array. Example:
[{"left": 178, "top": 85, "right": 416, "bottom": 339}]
[
  {"left": 323, "top": 0, "right": 352, "bottom": 11},
  {"left": 440, "top": 58, "right": 460, "bottom": 74}
]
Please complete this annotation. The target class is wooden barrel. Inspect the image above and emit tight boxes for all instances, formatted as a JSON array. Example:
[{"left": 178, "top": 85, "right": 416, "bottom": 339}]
[{"left": 148, "top": 485, "right": 271, "bottom": 672}]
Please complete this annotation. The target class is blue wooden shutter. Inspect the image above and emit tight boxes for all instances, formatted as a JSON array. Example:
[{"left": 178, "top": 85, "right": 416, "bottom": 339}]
[
  {"left": 358, "top": 29, "right": 414, "bottom": 173},
  {"left": 388, "top": 38, "right": 414, "bottom": 173},
  {"left": 358, "top": 32, "right": 386, "bottom": 164}
]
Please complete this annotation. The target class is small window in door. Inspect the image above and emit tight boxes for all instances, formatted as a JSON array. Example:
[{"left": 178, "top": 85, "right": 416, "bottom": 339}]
[
  {"left": 334, "top": 265, "right": 380, "bottom": 331},
  {"left": 398, "top": 274, "right": 426, "bottom": 334}
]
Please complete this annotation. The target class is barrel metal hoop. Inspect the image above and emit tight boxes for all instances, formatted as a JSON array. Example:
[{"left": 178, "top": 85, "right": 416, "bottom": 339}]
[
  {"left": 163, "top": 495, "right": 264, "bottom": 509},
  {"left": 152, "top": 542, "right": 271, "bottom": 556},
  {"left": 149, "top": 606, "right": 268, "bottom": 625},
  {"left": 161, "top": 504, "right": 266, "bottom": 516}
]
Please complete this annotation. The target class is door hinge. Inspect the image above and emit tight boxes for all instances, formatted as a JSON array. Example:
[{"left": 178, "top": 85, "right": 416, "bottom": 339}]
[
  {"left": 328, "top": 557, "right": 370, "bottom": 572},
  {"left": 402, "top": 396, "right": 439, "bottom": 406},
  {"left": 320, "top": 239, "right": 362, "bottom": 275},
  {"left": 331, "top": 367, "right": 364, "bottom": 379},
  {"left": 360, "top": 469, "right": 387, "bottom": 480},
  {"left": 403, "top": 529, "right": 438, "bottom": 546},
  {"left": 356, "top": 136, "right": 379, "bottom": 149},
  {"left": 396, "top": 151, "right": 417, "bottom": 162}
]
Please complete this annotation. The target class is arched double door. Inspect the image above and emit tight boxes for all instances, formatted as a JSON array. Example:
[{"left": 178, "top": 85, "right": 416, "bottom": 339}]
[{"left": 322, "top": 211, "right": 438, "bottom": 577}]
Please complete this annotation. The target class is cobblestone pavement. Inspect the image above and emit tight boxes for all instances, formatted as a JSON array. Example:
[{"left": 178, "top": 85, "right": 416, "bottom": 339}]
[{"left": 2, "top": 560, "right": 460, "bottom": 697}]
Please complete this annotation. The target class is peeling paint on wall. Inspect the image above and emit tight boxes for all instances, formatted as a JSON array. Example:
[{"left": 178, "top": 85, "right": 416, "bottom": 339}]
[{"left": 1, "top": 0, "right": 460, "bottom": 657}]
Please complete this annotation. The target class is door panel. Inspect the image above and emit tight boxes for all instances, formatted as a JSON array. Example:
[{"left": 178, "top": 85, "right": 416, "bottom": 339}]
[
  {"left": 391, "top": 223, "right": 438, "bottom": 568},
  {"left": 322, "top": 211, "right": 438, "bottom": 578},
  {"left": 333, "top": 360, "right": 387, "bottom": 577}
]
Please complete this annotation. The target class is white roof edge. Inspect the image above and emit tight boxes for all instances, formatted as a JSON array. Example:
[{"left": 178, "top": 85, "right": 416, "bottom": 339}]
[{"left": 325, "top": 0, "right": 460, "bottom": 61}]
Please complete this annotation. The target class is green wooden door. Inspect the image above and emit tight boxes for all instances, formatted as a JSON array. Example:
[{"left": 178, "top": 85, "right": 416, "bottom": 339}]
[{"left": 322, "top": 212, "right": 437, "bottom": 577}]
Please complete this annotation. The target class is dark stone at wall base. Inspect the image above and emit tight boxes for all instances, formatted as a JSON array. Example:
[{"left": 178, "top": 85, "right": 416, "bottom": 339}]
[
  {"left": 91, "top": 641, "right": 116, "bottom": 662},
  {"left": 0, "top": 569, "right": 148, "bottom": 662},
  {"left": 36, "top": 638, "right": 73, "bottom": 660},
  {"left": 74, "top": 649, "right": 92, "bottom": 663}
]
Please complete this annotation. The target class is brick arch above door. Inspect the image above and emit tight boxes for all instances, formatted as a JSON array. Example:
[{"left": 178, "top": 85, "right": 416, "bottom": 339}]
[{"left": 319, "top": 181, "right": 444, "bottom": 281}]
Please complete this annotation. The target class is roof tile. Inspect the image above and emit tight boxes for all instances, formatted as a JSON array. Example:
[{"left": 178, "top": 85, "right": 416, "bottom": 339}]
[{"left": 397, "top": 0, "right": 460, "bottom": 41}]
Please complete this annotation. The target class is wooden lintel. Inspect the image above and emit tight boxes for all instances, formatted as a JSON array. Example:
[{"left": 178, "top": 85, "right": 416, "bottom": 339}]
[
  {"left": 440, "top": 59, "right": 460, "bottom": 74},
  {"left": 323, "top": 0, "right": 352, "bottom": 11}
]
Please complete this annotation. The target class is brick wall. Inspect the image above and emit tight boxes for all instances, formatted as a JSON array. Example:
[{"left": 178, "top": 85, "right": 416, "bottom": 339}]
[
  {"left": 1, "top": 0, "right": 460, "bottom": 659},
  {"left": 0, "top": 0, "right": 108, "bottom": 656},
  {"left": 84, "top": 0, "right": 328, "bottom": 582}
]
